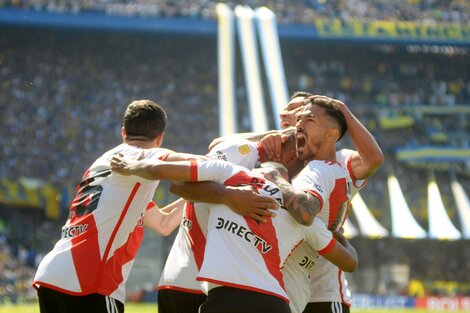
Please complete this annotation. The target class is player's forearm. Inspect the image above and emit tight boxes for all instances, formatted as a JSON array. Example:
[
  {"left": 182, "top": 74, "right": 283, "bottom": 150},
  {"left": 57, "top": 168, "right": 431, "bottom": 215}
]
[
  {"left": 144, "top": 199, "right": 184, "bottom": 236},
  {"left": 339, "top": 104, "right": 384, "bottom": 176},
  {"left": 333, "top": 231, "right": 358, "bottom": 271},
  {"left": 128, "top": 160, "right": 193, "bottom": 181},
  {"left": 169, "top": 181, "right": 230, "bottom": 204},
  {"left": 266, "top": 171, "right": 319, "bottom": 225}
]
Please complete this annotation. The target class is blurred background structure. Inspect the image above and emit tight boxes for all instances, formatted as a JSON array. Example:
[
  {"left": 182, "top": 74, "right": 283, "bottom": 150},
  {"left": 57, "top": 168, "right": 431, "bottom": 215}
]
[{"left": 0, "top": 0, "right": 469, "bottom": 310}]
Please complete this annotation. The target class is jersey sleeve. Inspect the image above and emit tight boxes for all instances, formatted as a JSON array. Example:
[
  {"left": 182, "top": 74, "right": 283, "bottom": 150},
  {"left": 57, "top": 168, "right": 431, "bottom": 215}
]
[
  {"left": 207, "top": 139, "right": 260, "bottom": 170},
  {"left": 336, "top": 149, "right": 367, "bottom": 190},
  {"left": 302, "top": 218, "right": 335, "bottom": 255},
  {"left": 293, "top": 161, "right": 335, "bottom": 211},
  {"left": 195, "top": 159, "right": 240, "bottom": 184},
  {"left": 142, "top": 147, "right": 174, "bottom": 161}
]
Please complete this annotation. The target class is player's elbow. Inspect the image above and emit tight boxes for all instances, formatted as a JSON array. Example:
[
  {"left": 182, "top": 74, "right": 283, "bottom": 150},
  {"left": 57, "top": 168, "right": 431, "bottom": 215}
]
[
  {"left": 373, "top": 150, "right": 385, "bottom": 168},
  {"left": 299, "top": 214, "right": 314, "bottom": 226},
  {"left": 340, "top": 259, "right": 358, "bottom": 273},
  {"left": 369, "top": 149, "right": 384, "bottom": 172}
]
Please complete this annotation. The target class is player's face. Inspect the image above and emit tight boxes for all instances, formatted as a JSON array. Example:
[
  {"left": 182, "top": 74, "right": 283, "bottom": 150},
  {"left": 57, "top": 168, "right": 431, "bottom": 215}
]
[
  {"left": 279, "top": 96, "right": 305, "bottom": 129},
  {"left": 295, "top": 104, "right": 330, "bottom": 161}
]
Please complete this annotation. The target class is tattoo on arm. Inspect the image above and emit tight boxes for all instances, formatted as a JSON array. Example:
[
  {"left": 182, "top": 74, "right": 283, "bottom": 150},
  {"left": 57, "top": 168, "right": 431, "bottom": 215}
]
[{"left": 267, "top": 171, "right": 320, "bottom": 225}]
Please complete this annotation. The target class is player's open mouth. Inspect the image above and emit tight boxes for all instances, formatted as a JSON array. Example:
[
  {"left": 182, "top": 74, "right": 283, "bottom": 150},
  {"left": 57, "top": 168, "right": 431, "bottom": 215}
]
[{"left": 296, "top": 134, "right": 306, "bottom": 152}]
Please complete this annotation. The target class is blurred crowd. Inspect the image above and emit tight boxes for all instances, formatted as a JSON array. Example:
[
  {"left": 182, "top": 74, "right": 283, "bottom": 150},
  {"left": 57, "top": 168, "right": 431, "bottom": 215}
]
[
  {"left": 0, "top": 29, "right": 219, "bottom": 188},
  {"left": 1, "top": 0, "right": 469, "bottom": 25},
  {"left": 1, "top": 28, "right": 469, "bottom": 188},
  {"left": 0, "top": 210, "right": 58, "bottom": 304},
  {"left": 0, "top": 25, "right": 469, "bottom": 301}
]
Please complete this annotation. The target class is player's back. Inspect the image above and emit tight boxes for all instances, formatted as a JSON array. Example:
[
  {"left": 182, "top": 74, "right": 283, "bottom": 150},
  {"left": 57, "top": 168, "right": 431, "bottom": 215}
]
[{"left": 33, "top": 144, "right": 170, "bottom": 303}]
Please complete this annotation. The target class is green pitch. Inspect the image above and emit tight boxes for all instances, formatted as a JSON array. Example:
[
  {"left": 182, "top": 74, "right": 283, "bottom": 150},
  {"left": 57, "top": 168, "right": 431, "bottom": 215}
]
[{"left": 0, "top": 303, "right": 466, "bottom": 313}]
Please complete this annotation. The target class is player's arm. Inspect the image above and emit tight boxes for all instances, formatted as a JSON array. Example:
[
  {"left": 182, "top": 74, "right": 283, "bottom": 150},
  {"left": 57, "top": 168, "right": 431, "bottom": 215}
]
[
  {"left": 208, "top": 130, "right": 277, "bottom": 151},
  {"left": 312, "top": 95, "right": 384, "bottom": 179},
  {"left": 260, "top": 163, "right": 319, "bottom": 226},
  {"left": 111, "top": 155, "right": 197, "bottom": 181},
  {"left": 163, "top": 151, "right": 210, "bottom": 162},
  {"left": 143, "top": 199, "right": 185, "bottom": 236},
  {"left": 170, "top": 182, "right": 278, "bottom": 224},
  {"left": 321, "top": 231, "right": 358, "bottom": 272}
]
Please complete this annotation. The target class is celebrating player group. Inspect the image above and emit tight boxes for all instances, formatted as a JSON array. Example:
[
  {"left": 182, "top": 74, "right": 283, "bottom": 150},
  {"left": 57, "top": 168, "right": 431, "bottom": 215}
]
[{"left": 33, "top": 92, "right": 384, "bottom": 313}]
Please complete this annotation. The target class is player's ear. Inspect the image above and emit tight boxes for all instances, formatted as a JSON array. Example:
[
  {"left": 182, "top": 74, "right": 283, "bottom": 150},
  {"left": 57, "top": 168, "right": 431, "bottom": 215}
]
[
  {"left": 121, "top": 127, "right": 127, "bottom": 141},
  {"left": 326, "top": 127, "right": 340, "bottom": 143},
  {"left": 155, "top": 132, "right": 165, "bottom": 147}
]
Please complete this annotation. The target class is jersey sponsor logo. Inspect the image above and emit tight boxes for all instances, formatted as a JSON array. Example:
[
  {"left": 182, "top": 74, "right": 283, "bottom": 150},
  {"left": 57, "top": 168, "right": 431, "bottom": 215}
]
[
  {"left": 299, "top": 255, "right": 316, "bottom": 272},
  {"left": 213, "top": 150, "right": 228, "bottom": 161},
  {"left": 182, "top": 217, "right": 193, "bottom": 229},
  {"left": 313, "top": 183, "right": 323, "bottom": 194},
  {"left": 215, "top": 217, "right": 272, "bottom": 254},
  {"left": 61, "top": 224, "right": 88, "bottom": 239},
  {"left": 237, "top": 144, "right": 251, "bottom": 155}
]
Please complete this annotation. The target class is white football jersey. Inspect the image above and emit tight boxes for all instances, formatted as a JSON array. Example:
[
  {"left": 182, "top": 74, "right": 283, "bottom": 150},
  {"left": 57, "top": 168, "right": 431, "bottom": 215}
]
[
  {"left": 158, "top": 139, "right": 261, "bottom": 293},
  {"left": 283, "top": 149, "right": 366, "bottom": 312},
  {"left": 33, "top": 144, "right": 172, "bottom": 303},
  {"left": 194, "top": 160, "right": 334, "bottom": 303}
]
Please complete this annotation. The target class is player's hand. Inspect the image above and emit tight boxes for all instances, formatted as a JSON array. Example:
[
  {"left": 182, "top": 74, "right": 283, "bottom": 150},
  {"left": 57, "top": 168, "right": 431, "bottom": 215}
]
[
  {"left": 260, "top": 127, "right": 296, "bottom": 162},
  {"left": 308, "top": 95, "right": 347, "bottom": 110},
  {"left": 260, "top": 132, "right": 283, "bottom": 162},
  {"left": 111, "top": 152, "right": 147, "bottom": 176},
  {"left": 224, "top": 185, "right": 279, "bottom": 224},
  {"left": 110, "top": 153, "right": 134, "bottom": 175}
]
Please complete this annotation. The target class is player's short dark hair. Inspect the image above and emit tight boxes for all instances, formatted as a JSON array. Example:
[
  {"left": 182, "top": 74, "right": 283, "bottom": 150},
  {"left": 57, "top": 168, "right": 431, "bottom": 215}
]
[
  {"left": 123, "top": 99, "right": 167, "bottom": 141},
  {"left": 289, "top": 91, "right": 313, "bottom": 101},
  {"left": 310, "top": 97, "right": 347, "bottom": 141}
]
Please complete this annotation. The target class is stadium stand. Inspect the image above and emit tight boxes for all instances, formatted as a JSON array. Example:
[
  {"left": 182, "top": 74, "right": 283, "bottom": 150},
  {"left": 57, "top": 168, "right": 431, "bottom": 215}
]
[
  {"left": 2, "top": 0, "right": 469, "bottom": 25},
  {"left": 0, "top": 1, "right": 469, "bottom": 306}
]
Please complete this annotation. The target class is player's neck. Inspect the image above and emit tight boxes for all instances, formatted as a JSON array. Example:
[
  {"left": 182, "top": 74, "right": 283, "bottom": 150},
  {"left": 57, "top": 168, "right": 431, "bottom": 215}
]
[
  {"left": 310, "top": 147, "right": 336, "bottom": 162},
  {"left": 125, "top": 140, "right": 159, "bottom": 149}
]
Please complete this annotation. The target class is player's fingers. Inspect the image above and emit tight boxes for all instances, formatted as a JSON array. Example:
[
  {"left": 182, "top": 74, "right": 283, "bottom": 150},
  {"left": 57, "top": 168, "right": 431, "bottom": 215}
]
[
  {"left": 260, "top": 138, "right": 274, "bottom": 159},
  {"left": 249, "top": 213, "right": 267, "bottom": 224},
  {"left": 253, "top": 208, "right": 276, "bottom": 218},
  {"left": 254, "top": 197, "right": 278, "bottom": 210}
]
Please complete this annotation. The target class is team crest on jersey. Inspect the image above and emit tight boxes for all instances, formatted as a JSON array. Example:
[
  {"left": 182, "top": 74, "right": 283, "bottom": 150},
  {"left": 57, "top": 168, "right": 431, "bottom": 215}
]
[
  {"left": 313, "top": 183, "right": 323, "bottom": 193},
  {"left": 237, "top": 144, "right": 251, "bottom": 155}
]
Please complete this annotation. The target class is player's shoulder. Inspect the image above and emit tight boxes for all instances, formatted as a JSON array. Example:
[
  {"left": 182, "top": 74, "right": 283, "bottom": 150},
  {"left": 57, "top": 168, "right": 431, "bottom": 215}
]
[
  {"left": 209, "top": 138, "right": 258, "bottom": 157},
  {"left": 335, "top": 148, "right": 355, "bottom": 164},
  {"left": 304, "top": 159, "right": 342, "bottom": 172}
]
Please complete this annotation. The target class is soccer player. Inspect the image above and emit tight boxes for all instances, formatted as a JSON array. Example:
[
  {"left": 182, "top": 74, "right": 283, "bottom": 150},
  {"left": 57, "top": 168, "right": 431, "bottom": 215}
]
[
  {"left": 156, "top": 136, "right": 272, "bottom": 313},
  {"left": 262, "top": 95, "right": 383, "bottom": 313},
  {"left": 32, "top": 99, "right": 276, "bottom": 313},
  {"left": 110, "top": 136, "right": 358, "bottom": 313}
]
